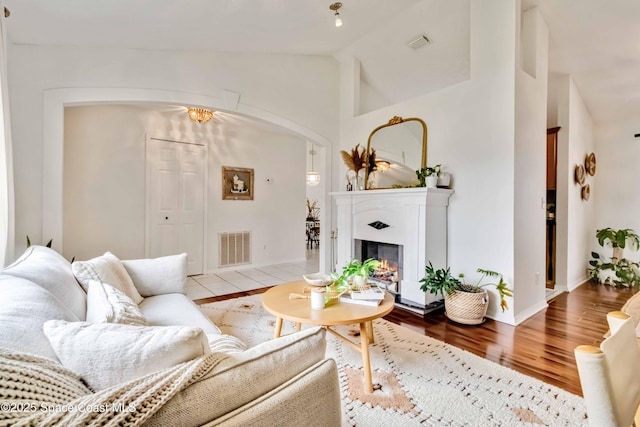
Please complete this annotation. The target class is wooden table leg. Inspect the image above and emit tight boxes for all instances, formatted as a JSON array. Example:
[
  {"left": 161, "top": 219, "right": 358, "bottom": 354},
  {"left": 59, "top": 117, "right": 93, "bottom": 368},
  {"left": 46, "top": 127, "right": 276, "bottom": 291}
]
[
  {"left": 359, "top": 322, "right": 373, "bottom": 394},
  {"left": 295, "top": 322, "right": 302, "bottom": 332},
  {"left": 365, "top": 321, "right": 374, "bottom": 344},
  {"left": 274, "top": 317, "right": 283, "bottom": 339}
]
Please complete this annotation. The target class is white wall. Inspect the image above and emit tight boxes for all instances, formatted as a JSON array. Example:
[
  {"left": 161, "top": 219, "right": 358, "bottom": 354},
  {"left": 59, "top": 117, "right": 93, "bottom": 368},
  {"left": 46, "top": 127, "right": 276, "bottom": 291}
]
[
  {"left": 339, "top": 0, "right": 518, "bottom": 324},
  {"left": 552, "top": 74, "right": 596, "bottom": 290},
  {"left": 513, "top": 7, "right": 549, "bottom": 322},
  {"left": 594, "top": 117, "right": 640, "bottom": 261},
  {"left": 64, "top": 106, "right": 146, "bottom": 260},
  {"left": 8, "top": 45, "right": 339, "bottom": 260},
  {"left": 64, "top": 105, "right": 307, "bottom": 270}
]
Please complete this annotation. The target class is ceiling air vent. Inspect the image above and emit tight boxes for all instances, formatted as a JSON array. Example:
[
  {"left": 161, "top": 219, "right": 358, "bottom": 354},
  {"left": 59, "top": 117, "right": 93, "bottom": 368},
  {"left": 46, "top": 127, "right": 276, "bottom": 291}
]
[{"left": 407, "top": 33, "right": 431, "bottom": 50}]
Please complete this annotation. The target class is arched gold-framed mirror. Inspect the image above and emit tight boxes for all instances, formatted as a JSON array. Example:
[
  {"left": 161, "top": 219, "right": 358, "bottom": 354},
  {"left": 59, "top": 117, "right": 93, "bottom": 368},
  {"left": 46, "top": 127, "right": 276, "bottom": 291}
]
[{"left": 364, "top": 116, "right": 427, "bottom": 189}]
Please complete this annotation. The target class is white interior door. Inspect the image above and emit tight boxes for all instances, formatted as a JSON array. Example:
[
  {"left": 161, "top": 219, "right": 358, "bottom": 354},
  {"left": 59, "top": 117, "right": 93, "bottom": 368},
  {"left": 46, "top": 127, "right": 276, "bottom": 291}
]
[{"left": 146, "top": 138, "right": 206, "bottom": 275}]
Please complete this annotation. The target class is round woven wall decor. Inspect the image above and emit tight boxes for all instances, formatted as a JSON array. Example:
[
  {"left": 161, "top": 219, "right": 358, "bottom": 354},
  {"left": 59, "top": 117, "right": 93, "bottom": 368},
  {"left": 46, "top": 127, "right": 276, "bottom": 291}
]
[
  {"left": 581, "top": 184, "right": 590, "bottom": 201},
  {"left": 574, "top": 164, "right": 586, "bottom": 185},
  {"left": 585, "top": 152, "right": 596, "bottom": 176}
]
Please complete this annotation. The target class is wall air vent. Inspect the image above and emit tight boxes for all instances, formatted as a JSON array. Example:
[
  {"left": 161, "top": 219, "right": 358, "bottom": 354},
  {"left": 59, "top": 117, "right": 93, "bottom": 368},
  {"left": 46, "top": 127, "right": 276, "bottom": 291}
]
[
  {"left": 219, "top": 231, "right": 251, "bottom": 267},
  {"left": 407, "top": 33, "right": 431, "bottom": 50}
]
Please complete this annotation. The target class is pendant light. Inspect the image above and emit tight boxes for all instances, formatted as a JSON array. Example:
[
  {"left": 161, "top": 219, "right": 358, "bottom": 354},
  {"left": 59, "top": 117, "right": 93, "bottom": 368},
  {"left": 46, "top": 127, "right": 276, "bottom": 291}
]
[
  {"left": 306, "top": 149, "right": 320, "bottom": 186},
  {"left": 329, "top": 3, "right": 343, "bottom": 27}
]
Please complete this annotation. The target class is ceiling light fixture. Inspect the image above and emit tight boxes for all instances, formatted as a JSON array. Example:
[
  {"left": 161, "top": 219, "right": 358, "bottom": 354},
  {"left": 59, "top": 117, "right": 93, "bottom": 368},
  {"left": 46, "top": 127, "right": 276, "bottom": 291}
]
[
  {"left": 306, "top": 149, "right": 320, "bottom": 186},
  {"left": 187, "top": 107, "right": 214, "bottom": 124},
  {"left": 330, "top": 2, "right": 343, "bottom": 27}
]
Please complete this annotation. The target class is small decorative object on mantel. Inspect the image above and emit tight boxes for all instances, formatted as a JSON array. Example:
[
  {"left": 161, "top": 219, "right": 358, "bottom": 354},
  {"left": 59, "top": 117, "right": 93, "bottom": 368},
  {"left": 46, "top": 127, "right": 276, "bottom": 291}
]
[
  {"left": 585, "top": 152, "right": 597, "bottom": 176},
  {"left": 416, "top": 164, "right": 441, "bottom": 188},
  {"left": 222, "top": 166, "right": 254, "bottom": 200},
  {"left": 341, "top": 144, "right": 377, "bottom": 190}
]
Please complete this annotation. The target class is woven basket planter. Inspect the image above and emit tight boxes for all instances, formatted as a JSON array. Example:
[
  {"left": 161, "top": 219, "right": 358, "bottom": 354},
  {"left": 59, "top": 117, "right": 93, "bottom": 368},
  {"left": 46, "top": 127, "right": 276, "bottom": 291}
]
[{"left": 444, "top": 289, "right": 489, "bottom": 325}]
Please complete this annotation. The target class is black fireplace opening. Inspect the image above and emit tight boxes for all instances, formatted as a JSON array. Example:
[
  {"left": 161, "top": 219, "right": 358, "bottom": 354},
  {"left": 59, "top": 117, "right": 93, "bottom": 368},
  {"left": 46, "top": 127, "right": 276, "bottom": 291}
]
[{"left": 354, "top": 239, "right": 403, "bottom": 293}]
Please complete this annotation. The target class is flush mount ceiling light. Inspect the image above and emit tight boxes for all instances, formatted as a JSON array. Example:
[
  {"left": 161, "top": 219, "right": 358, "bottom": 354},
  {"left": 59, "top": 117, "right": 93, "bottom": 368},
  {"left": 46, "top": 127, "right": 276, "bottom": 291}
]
[
  {"left": 187, "top": 107, "right": 214, "bottom": 124},
  {"left": 329, "top": 2, "right": 343, "bottom": 27},
  {"left": 306, "top": 149, "right": 320, "bottom": 186}
]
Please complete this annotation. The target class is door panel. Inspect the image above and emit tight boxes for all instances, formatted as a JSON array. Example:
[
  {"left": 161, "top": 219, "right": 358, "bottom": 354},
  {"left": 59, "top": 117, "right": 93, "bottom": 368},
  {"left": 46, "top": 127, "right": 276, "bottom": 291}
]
[{"left": 147, "top": 139, "right": 205, "bottom": 275}]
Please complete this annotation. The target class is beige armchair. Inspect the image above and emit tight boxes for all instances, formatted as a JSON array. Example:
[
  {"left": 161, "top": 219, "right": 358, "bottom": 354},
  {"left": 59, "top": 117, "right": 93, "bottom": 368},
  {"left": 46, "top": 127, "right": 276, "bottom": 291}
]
[{"left": 575, "top": 311, "right": 640, "bottom": 427}]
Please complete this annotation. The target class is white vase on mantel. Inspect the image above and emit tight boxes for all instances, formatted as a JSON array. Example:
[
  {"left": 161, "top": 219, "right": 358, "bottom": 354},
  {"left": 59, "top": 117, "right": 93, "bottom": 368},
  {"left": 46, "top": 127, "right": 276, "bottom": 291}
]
[{"left": 426, "top": 175, "right": 438, "bottom": 188}]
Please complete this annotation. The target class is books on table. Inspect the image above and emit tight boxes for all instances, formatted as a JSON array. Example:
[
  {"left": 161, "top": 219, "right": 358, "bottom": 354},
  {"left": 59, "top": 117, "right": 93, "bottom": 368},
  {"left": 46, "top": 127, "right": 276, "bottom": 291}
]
[
  {"left": 349, "top": 285, "right": 385, "bottom": 300},
  {"left": 338, "top": 285, "right": 386, "bottom": 307}
]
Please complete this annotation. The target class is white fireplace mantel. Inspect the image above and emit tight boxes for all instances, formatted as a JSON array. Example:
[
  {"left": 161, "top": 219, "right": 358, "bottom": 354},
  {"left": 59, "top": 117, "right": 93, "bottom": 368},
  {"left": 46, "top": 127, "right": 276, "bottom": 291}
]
[{"left": 331, "top": 187, "right": 454, "bottom": 309}]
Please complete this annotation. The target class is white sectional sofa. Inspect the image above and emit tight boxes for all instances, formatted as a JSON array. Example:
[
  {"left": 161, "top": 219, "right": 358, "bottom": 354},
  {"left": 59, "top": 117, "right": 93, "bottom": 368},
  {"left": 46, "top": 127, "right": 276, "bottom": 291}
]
[{"left": 0, "top": 245, "right": 341, "bottom": 426}]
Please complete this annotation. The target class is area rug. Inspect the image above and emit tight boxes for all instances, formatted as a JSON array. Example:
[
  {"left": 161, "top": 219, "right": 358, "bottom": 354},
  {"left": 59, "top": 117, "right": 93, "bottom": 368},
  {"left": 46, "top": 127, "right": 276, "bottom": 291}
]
[{"left": 200, "top": 295, "right": 587, "bottom": 426}]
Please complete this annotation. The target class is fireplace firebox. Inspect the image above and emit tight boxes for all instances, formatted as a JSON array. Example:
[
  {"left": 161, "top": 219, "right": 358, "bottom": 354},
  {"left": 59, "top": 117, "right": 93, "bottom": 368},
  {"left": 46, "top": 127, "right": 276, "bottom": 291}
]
[{"left": 354, "top": 239, "right": 402, "bottom": 294}]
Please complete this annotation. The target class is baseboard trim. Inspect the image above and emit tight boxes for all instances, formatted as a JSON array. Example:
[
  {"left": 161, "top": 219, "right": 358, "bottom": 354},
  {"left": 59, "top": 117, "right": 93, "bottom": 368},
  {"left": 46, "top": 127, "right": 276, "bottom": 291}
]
[
  {"left": 567, "top": 275, "right": 589, "bottom": 292},
  {"left": 514, "top": 300, "right": 549, "bottom": 325}
]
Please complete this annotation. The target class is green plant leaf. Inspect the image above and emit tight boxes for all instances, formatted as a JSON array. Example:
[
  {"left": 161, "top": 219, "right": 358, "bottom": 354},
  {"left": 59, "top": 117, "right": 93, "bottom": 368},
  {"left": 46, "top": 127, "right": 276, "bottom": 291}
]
[
  {"left": 589, "top": 260, "right": 598, "bottom": 267},
  {"left": 476, "top": 268, "right": 499, "bottom": 277},
  {"left": 591, "top": 252, "right": 600, "bottom": 259}
]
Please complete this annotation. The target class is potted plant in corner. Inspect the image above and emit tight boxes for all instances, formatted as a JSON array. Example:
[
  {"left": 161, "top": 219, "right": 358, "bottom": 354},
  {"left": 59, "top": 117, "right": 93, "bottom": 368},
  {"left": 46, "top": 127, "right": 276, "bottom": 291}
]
[
  {"left": 595, "top": 228, "right": 640, "bottom": 264},
  {"left": 416, "top": 164, "right": 441, "bottom": 188},
  {"left": 419, "top": 263, "right": 513, "bottom": 325},
  {"left": 588, "top": 228, "right": 640, "bottom": 287}
]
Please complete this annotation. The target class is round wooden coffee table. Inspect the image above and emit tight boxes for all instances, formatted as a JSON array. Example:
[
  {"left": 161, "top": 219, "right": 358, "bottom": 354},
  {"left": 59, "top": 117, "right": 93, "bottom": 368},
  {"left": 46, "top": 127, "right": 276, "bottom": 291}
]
[{"left": 262, "top": 280, "right": 395, "bottom": 393}]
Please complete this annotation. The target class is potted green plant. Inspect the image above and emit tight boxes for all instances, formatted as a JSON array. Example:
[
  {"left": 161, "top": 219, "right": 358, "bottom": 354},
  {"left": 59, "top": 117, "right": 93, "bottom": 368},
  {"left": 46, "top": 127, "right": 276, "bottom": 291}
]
[
  {"left": 328, "top": 258, "right": 381, "bottom": 292},
  {"left": 589, "top": 228, "right": 640, "bottom": 287},
  {"left": 342, "top": 258, "right": 381, "bottom": 287},
  {"left": 595, "top": 228, "right": 640, "bottom": 264},
  {"left": 419, "top": 263, "right": 513, "bottom": 325},
  {"left": 416, "top": 164, "right": 441, "bottom": 188}
]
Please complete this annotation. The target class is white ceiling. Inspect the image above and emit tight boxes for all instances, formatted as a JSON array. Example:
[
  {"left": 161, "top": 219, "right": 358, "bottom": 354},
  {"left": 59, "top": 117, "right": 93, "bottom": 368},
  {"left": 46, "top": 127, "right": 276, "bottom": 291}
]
[
  {"left": 4, "top": 0, "right": 640, "bottom": 128},
  {"left": 527, "top": 0, "right": 640, "bottom": 125},
  {"left": 4, "top": 0, "right": 420, "bottom": 54}
]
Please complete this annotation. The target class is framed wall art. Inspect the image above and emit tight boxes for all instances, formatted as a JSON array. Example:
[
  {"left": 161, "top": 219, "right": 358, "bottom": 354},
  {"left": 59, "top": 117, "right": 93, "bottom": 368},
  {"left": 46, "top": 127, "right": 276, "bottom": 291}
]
[{"left": 222, "top": 166, "right": 254, "bottom": 200}]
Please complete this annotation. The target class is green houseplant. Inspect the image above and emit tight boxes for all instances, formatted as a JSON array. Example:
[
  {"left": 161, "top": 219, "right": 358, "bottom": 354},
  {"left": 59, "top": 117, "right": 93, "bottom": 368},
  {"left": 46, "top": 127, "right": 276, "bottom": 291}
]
[
  {"left": 416, "top": 164, "right": 441, "bottom": 188},
  {"left": 589, "top": 228, "right": 640, "bottom": 287},
  {"left": 419, "top": 262, "right": 513, "bottom": 324},
  {"left": 595, "top": 228, "right": 640, "bottom": 263},
  {"left": 328, "top": 258, "right": 381, "bottom": 292}
]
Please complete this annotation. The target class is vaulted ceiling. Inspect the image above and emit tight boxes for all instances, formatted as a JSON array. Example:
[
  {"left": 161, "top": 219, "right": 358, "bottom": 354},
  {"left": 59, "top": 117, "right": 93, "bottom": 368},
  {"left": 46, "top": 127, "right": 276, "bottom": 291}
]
[{"left": 4, "top": 0, "right": 639, "bottom": 128}]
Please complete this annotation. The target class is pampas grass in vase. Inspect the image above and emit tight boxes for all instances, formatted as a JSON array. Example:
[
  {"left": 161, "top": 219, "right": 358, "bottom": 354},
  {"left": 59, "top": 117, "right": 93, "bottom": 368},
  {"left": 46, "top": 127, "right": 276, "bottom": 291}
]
[{"left": 341, "top": 144, "right": 370, "bottom": 190}]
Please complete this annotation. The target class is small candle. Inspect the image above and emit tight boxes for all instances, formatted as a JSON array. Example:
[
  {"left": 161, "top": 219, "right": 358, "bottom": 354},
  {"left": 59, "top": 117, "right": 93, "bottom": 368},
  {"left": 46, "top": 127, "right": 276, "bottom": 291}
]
[{"left": 310, "top": 288, "right": 325, "bottom": 310}]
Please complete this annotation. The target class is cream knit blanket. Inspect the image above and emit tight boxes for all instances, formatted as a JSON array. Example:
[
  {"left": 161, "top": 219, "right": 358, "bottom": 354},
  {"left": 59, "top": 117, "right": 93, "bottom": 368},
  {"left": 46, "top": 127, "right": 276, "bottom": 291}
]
[{"left": 0, "top": 348, "right": 228, "bottom": 426}]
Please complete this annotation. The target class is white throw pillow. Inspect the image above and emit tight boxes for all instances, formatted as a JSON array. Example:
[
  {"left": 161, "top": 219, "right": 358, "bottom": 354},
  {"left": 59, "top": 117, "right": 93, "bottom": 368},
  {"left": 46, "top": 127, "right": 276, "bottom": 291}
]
[
  {"left": 43, "top": 320, "right": 211, "bottom": 391},
  {"left": 86, "top": 280, "right": 147, "bottom": 326},
  {"left": 121, "top": 253, "right": 188, "bottom": 297},
  {"left": 72, "top": 252, "right": 143, "bottom": 304}
]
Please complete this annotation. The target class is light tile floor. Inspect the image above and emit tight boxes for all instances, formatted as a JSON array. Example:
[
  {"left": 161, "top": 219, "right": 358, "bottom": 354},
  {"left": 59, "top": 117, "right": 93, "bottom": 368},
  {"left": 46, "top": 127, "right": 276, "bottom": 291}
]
[{"left": 187, "top": 249, "right": 320, "bottom": 300}]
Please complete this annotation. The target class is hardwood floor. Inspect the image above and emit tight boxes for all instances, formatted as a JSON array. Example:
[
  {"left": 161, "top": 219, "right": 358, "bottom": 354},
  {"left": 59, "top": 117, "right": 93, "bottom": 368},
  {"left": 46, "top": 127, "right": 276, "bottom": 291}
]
[{"left": 194, "top": 282, "right": 638, "bottom": 396}]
